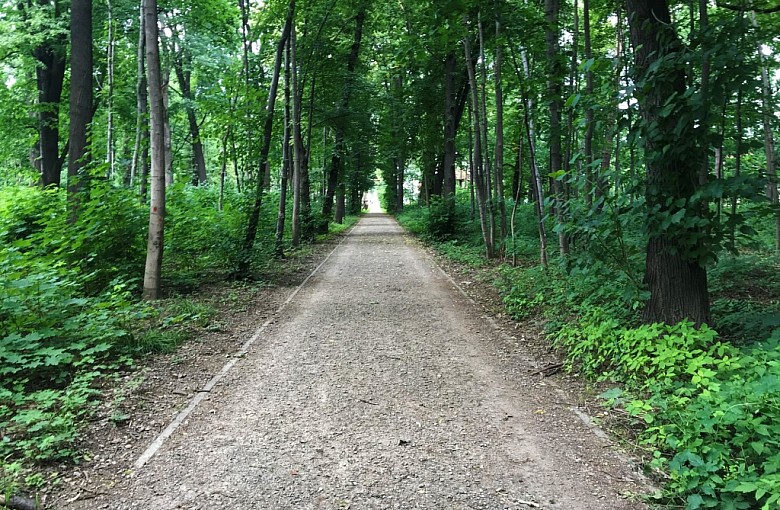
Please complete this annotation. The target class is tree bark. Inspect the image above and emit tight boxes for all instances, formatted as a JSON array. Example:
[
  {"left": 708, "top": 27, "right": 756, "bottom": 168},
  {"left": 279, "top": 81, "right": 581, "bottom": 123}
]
[
  {"left": 142, "top": 0, "right": 167, "bottom": 300},
  {"left": 32, "top": 1, "right": 67, "bottom": 188},
  {"left": 625, "top": 0, "right": 710, "bottom": 326},
  {"left": 67, "top": 0, "right": 93, "bottom": 218},
  {"left": 442, "top": 51, "right": 458, "bottom": 204},
  {"left": 275, "top": 38, "right": 292, "bottom": 258}
]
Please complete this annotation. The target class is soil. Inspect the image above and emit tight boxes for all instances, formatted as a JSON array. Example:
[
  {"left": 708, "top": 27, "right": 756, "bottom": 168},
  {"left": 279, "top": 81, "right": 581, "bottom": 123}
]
[{"left": 37, "top": 213, "right": 651, "bottom": 509}]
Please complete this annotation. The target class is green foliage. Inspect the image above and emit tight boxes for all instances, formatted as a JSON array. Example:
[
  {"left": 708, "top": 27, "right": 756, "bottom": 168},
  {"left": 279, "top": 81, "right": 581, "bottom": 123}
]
[
  {"left": 635, "top": 338, "right": 780, "bottom": 509},
  {"left": 166, "top": 184, "right": 246, "bottom": 278}
]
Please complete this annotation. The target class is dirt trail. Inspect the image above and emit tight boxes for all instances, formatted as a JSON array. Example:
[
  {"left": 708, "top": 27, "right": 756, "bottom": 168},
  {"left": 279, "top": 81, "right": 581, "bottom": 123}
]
[{"left": 63, "top": 214, "right": 647, "bottom": 509}]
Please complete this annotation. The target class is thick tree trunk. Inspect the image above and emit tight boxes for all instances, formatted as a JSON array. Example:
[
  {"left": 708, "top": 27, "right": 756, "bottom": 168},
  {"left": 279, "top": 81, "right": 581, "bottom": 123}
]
[
  {"left": 626, "top": 0, "right": 711, "bottom": 326},
  {"left": 442, "top": 51, "right": 458, "bottom": 203},
  {"left": 67, "top": 0, "right": 93, "bottom": 218},
  {"left": 33, "top": 2, "right": 67, "bottom": 188},
  {"left": 237, "top": 0, "right": 294, "bottom": 277},
  {"left": 142, "top": 0, "right": 167, "bottom": 300}
]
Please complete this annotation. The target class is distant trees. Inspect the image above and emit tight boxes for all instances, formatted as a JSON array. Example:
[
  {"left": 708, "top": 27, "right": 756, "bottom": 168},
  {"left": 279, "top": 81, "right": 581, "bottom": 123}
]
[{"left": 0, "top": 0, "right": 776, "bottom": 316}]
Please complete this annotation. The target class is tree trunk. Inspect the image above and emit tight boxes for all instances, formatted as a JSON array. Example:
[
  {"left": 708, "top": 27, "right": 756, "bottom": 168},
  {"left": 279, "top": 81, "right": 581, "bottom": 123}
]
[
  {"left": 142, "top": 0, "right": 167, "bottom": 300},
  {"left": 521, "top": 46, "right": 548, "bottom": 268},
  {"left": 162, "top": 68, "right": 173, "bottom": 187},
  {"left": 583, "top": 0, "right": 595, "bottom": 207},
  {"left": 477, "top": 13, "right": 496, "bottom": 255},
  {"left": 173, "top": 54, "right": 208, "bottom": 185},
  {"left": 625, "top": 0, "right": 710, "bottom": 326},
  {"left": 442, "top": 51, "right": 458, "bottom": 204},
  {"left": 493, "top": 0, "right": 507, "bottom": 244},
  {"left": 545, "top": 0, "right": 568, "bottom": 256},
  {"left": 275, "top": 38, "right": 293, "bottom": 258},
  {"left": 105, "top": 0, "right": 115, "bottom": 180},
  {"left": 130, "top": 0, "right": 149, "bottom": 196},
  {"left": 757, "top": 36, "right": 779, "bottom": 250},
  {"left": 32, "top": 2, "right": 67, "bottom": 188},
  {"left": 237, "top": 0, "right": 294, "bottom": 277},
  {"left": 464, "top": 24, "right": 495, "bottom": 259},
  {"left": 67, "top": 0, "right": 93, "bottom": 218},
  {"left": 291, "top": 24, "right": 304, "bottom": 248}
]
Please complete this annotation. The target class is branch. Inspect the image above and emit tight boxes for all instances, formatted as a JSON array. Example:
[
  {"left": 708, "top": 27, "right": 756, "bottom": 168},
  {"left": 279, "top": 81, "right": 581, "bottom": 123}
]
[{"left": 716, "top": 1, "right": 780, "bottom": 13}]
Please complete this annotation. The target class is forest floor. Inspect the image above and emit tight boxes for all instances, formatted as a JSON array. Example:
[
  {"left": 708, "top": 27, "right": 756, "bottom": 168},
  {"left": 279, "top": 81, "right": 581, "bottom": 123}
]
[{"left": 43, "top": 213, "right": 651, "bottom": 509}]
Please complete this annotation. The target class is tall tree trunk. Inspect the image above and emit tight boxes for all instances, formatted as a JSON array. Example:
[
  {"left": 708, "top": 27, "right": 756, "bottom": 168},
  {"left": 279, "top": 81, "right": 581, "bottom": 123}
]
[
  {"left": 173, "top": 54, "right": 208, "bottom": 185},
  {"left": 105, "top": 0, "right": 115, "bottom": 179},
  {"left": 33, "top": 1, "right": 67, "bottom": 188},
  {"left": 757, "top": 34, "right": 779, "bottom": 250},
  {"left": 494, "top": 0, "right": 508, "bottom": 245},
  {"left": 237, "top": 0, "right": 294, "bottom": 277},
  {"left": 477, "top": 13, "right": 496, "bottom": 255},
  {"left": 625, "top": 0, "right": 710, "bottom": 326},
  {"left": 291, "top": 23, "right": 305, "bottom": 248},
  {"left": 583, "top": 0, "right": 595, "bottom": 207},
  {"left": 142, "top": 0, "right": 167, "bottom": 300},
  {"left": 442, "top": 51, "right": 458, "bottom": 205},
  {"left": 162, "top": 68, "right": 173, "bottom": 187},
  {"left": 67, "top": 0, "right": 93, "bottom": 218},
  {"left": 520, "top": 46, "right": 548, "bottom": 267},
  {"left": 464, "top": 25, "right": 495, "bottom": 259},
  {"left": 545, "top": 0, "right": 569, "bottom": 256},
  {"left": 130, "top": 0, "right": 149, "bottom": 196},
  {"left": 322, "top": 7, "right": 366, "bottom": 224},
  {"left": 275, "top": 38, "right": 292, "bottom": 258}
]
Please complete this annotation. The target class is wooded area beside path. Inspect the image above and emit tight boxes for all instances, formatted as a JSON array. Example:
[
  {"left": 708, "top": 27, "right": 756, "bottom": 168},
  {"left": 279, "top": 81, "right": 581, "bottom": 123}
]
[{"left": 1, "top": 0, "right": 779, "bottom": 508}]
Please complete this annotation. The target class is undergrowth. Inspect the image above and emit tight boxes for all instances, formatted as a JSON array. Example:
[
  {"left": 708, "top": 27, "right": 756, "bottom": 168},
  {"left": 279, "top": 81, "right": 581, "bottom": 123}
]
[{"left": 0, "top": 183, "right": 339, "bottom": 498}]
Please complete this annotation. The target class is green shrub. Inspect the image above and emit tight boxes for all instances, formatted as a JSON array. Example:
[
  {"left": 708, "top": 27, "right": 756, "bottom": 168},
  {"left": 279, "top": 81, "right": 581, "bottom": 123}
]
[{"left": 638, "top": 337, "right": 780, "bottom": 509}]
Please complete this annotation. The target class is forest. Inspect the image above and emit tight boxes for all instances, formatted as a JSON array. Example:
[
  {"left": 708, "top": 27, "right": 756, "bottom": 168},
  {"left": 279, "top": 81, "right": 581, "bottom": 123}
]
[{"left": 0, "top": 0, "right": 779, "bottom": 508}]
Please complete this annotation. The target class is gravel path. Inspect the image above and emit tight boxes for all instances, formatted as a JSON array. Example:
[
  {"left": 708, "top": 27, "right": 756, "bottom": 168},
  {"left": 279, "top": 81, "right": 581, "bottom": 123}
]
[{"left": 66, "top": 214, "right": 647, "bottom": 510}]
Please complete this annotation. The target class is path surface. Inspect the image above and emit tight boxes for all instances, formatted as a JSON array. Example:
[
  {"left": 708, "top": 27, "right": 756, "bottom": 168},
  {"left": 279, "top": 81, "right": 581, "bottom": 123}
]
[{"left": 68, "top": 214, "right": 647, "bottom": 509}]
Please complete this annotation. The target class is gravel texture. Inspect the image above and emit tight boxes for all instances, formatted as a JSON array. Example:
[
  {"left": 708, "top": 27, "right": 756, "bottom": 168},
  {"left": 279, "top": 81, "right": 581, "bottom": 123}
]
[{"left": 60, "top": 214, "right": 648, "bottom": 510}]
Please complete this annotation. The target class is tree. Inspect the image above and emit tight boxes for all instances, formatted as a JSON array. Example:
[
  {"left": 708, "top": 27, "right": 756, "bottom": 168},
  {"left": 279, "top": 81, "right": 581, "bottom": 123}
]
[
  {"left": 237, "top": 0, "right": 294, "bottom": 278},
  {"left": 68, "top": 0, "right": 94, "bottom": 216},
  {"left": 142, "top": 0, "right": 168, "bottom": 300},
  {"left": 322, "top": 5, "right": 367, "bottom": 225},
  {"left": 29, "top": 0, "right": 68, "bottom": 187},
  {"left": 625, "top": 0, "right": 711, "bottom": 325}
]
